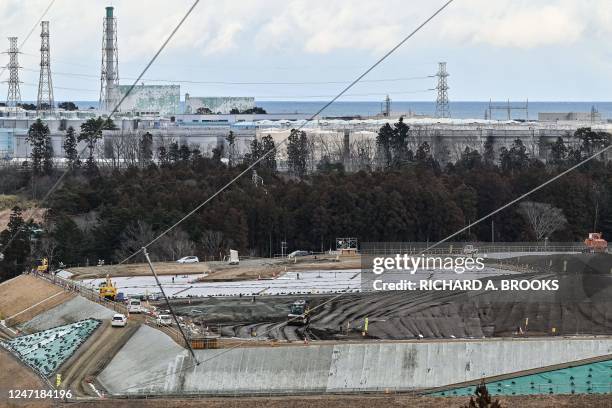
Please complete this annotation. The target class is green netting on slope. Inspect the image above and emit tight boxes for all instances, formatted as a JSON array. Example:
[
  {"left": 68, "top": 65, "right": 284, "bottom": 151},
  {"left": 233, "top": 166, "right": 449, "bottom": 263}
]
[
  {"left": 0, "top": 319, "right": 101, "bottom": 377},
  {"left": 430, "top": 358, "right": 612, "bottom": 397}
]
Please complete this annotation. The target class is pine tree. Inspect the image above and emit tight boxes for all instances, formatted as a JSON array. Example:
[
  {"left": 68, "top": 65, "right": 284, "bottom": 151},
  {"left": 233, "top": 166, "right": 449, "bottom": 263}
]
[
  {"left": 261, "top": 134, "right": 277, "bottom": 172},
  {"left": 483, "top": 134, "right": 495, "bottom": 166},
  {"left": 157, "top": 145, "right": 168, "bottom": 166},
  {"left": 550, "top": 137, "right": 567, "bottom": 164},
  {"left": 226, "top": 131, "right": 236, "bottom": 167},
  {"left": 0, "top": 206, "right": 31, "bottom": 280},
  {"left": 287, "top": 129, "right": 308, "bottom": 177},
  {"left": 63, "top": 126, "right": 80, "bottom": 169},
  {"left": 179, "top": 144, "right": 191, "bottom": 162},
  {"left": 139, "top": 132, "right": 153, "bottom": 165},
  {"left": 25, "top": 119, "right": 53, "bottom": 175},
  {"left": 168, "top": 141, "right": 180, "bottom": 163},
  {"left": 376, "top": 123, "right": 393, "bottom": 169},
  {"left": 79, "top": 117, "right": 105, "bottom": 174}
]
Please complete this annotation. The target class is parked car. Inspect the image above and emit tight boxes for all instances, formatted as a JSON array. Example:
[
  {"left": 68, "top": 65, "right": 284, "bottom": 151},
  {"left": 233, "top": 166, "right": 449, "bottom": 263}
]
[
  {"left": 176, "top": 256, "right": 199, "bottom": 264},
  {"left": 288, "top": 250, "right": 310, "bottom": 258},
  {"left": 111, "top": 313, "right": 127, "bottom": 327},
  {"left": 156, "top": 314, "right": 173, "bottom": 326}
]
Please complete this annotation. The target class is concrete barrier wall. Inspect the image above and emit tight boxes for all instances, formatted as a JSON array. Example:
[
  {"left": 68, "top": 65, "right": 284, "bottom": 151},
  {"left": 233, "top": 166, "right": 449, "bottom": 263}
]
[{"left": 98, "top": 326, "right": 612, "bottom": 395}]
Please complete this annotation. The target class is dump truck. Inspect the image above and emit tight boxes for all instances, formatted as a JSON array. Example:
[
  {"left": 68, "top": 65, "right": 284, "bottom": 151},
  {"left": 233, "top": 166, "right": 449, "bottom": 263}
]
[
  {"left": 584, "top": 233, "right": 608, "bottom": 253},
  {"left": 287, "top": 300, "right": 310, "bottom": 325},
  {"left": 98, "top": 274, "right": 117, "bottom": 300}
]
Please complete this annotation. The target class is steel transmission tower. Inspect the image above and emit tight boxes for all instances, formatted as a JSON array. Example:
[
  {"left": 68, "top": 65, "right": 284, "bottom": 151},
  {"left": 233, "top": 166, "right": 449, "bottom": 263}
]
[
  {"left": 37, "top": 21, "right": 54, "bottom": 115},
  {"left": 435, "top": 62, "right": 450, "bottom": 118},
  {"left": 99, "top": 6, "right": 119, "bottom": 112},
  {"left": 5, "top": 37, "right": 21, "bottom": 114}
]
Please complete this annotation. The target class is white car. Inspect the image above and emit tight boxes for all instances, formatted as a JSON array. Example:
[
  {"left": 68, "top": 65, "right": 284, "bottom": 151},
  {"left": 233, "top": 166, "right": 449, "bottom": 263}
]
[
  {"left": 156, "top": 314, "right": 173, "bottom": 326},
  {"left": 111, "top": 313, "right": 127, "bottom": 327},
  {"left": 176, "top": 256, "right": 199, "bottom": 264}
]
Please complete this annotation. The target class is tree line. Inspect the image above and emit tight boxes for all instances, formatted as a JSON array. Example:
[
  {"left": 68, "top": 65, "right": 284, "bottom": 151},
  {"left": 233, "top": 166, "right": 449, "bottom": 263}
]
[{"left": 0, "top": 118, "right": 610, "bottom": 282}]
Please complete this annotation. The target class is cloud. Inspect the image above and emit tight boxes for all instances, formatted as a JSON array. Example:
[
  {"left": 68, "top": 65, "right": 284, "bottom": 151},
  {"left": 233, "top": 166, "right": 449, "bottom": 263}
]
[{"left": 438, "top": 0, "right": 585, "bottom": 49}]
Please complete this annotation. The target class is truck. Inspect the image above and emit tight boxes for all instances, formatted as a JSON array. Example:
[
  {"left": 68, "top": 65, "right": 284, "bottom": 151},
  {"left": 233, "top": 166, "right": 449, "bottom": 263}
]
[
  {"left": 287, "top": 300, "right": 310, "bottom": 325},
  {"left": 584, "top": 233, "right": 608, "bottom": 253},
  {"left": 128, "top": 298, "right": 143, "bottom": 313},
  {"left": 229, "top": 249, "right": 239, "bottom": 265}
]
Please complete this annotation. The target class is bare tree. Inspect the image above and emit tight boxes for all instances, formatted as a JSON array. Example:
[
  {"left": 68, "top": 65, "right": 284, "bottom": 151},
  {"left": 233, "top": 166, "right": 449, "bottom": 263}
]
[
  {"left": 157, "top": 229, "right": 195, "bottom": 261},
  {"left": 114, "top": 221, "right": 158, "bottom": 261},
  {"left": 201, "top": 230, "right": 224, "bottom": 258},
  {"left": 519, "top": 201, "right": 567, "bottom": 241}
]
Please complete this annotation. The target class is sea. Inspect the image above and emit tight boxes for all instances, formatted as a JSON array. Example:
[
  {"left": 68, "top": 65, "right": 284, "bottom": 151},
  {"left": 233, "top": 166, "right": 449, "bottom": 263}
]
[{"left": 71, "top": 101, "right": 612, "bottom": 121}]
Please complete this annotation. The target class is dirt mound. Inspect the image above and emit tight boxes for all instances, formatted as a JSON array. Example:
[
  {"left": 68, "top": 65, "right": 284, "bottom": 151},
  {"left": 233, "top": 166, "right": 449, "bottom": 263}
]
[{"left": 69, "top": 262, "right": 211, "bottom": 280}]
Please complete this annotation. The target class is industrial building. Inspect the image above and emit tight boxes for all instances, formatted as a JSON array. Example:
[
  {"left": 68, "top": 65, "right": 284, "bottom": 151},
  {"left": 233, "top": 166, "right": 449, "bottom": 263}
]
[
  {"left": 184, "top": 94, "right": 255, "bottom": 114},
  {"left": 110, "top": 84, "right": 180, "bottom": 116},
  {"left": 538, "top": 111, "right": 602, "bottom": 122}
]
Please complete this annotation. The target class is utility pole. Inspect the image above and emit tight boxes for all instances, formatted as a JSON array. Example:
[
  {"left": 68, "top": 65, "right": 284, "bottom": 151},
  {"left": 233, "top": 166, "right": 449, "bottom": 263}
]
[
  {"left": 142, "top": 247, "right": 198, "bottom": 362},
  {"left": 37, "top": 21, "right": 55, "bottom": 116},
  {"left": 435, "top": 62, "right": 450, "bottom": 118},
  {"left": 5, "top": 37, "right": 21, "bottom": 115}
]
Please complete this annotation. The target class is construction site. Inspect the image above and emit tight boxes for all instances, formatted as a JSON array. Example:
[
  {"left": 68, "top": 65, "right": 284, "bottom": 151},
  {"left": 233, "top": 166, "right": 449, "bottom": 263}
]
[
  {"left": 0, "top": 246, "right": 610, "bottom": 406},
  {"left": 1, "top": 1, "right": 612, "bottom": 407}
]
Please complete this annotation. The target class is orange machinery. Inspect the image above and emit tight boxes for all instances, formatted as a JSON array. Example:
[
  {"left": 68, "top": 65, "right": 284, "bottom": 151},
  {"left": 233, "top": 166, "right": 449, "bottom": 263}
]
[{"left": 584, "top": 233, "right": 608, "bottom": 253}]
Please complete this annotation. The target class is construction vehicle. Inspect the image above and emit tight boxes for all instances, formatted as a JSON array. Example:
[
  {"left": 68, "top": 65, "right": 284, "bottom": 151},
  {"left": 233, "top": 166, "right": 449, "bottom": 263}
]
[
  {"left": 585, "top": 233, "right": 608, "bottom": 253},
  {"left": 98, "top": 274, "right": 118, "bottom": 300},
  {"left": 228, "top": 249, "right": 239, "bottom": 265},
  {"left": 287, "top": 300, "right": 310, "bottom": 325},
  {"left": 34, "top": 258, "right": 49, "bottom": 273}
]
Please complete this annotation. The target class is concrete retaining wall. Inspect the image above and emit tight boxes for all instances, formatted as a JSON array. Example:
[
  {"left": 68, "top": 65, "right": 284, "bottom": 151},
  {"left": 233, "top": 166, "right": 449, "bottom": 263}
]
[{"left": 98, "top": 326, "right": 612, "bottom": 395}]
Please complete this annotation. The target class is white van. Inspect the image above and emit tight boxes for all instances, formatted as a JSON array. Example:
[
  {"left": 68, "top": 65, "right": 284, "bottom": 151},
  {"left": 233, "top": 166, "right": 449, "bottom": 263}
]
[{"left": 128, "top": 298, "right": 142, "bottom": 313}]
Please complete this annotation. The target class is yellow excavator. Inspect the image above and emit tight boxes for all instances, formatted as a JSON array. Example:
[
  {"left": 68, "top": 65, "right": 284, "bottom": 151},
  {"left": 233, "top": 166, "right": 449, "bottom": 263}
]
[
  {"left": 35, "top": 258, "right": 49, "bottom": 273},
  {"left": 98, "top": 274, "right": 117, "bottom": 300}
]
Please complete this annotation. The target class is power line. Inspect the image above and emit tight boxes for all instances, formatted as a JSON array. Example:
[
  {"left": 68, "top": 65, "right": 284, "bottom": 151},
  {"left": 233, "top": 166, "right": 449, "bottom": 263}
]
[
  {"left": 117, "top": 3, "right": 457, "bottom": 393},
  {"left": 123, "top": 143, "right": 612, "bottom": 393},
  {"left": 18, "top": 66, "right": 435, "bottom": 86},
  {"left": 0, "top": 0, "right": 201, "bottom": 260},
  {"left": 120, "top": 0, "right": 456, "bottom": 265},
  {"left": 0, "top": 0, "right": 56, "bottom": 81}
]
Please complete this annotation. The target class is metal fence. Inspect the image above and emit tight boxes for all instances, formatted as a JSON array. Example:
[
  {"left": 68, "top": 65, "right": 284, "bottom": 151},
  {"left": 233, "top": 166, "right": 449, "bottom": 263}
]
[{"left": 30, "top": 270, "right": 128, "bottom": 315}]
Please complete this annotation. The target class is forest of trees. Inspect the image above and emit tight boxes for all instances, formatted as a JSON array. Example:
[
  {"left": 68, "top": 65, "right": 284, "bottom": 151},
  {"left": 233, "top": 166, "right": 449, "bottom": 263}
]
[{"left": 0, "top": 118, "right": 610, "bottom": 282}]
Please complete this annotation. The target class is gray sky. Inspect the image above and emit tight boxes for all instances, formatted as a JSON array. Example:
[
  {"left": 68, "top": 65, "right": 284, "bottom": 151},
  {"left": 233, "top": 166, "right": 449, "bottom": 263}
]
[{"left": 1, "top": 0, "right": 611, "bottom": 102}]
